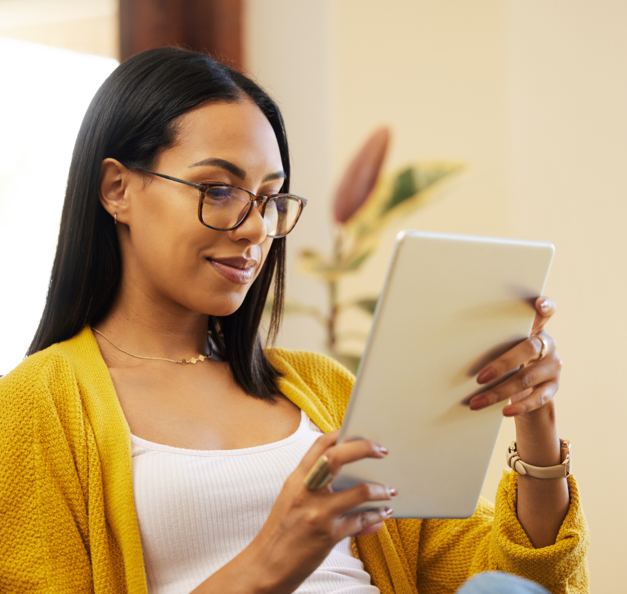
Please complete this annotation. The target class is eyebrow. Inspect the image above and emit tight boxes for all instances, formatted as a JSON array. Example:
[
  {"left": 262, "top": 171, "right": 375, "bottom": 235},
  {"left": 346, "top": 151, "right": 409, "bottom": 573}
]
[{"left": 189, "top": 157, "right": 285, "bottom": 183}]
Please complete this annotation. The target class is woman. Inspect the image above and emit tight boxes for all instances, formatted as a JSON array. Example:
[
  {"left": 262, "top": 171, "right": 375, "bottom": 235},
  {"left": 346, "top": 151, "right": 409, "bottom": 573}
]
[{"left": 0, "top": 48, "right": 587, "bottom": 594}]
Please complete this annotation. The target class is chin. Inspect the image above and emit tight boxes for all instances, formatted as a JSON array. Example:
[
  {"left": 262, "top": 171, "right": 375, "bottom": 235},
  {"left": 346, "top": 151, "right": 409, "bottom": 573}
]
[{"left": 198, "top": 292, "right": 248, "bottom": 318}]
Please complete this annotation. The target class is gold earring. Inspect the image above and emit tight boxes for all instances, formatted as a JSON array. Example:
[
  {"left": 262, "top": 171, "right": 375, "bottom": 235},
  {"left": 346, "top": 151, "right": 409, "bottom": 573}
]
[{"left": 114, "top": 213, "right": 117, "bottom": 225}]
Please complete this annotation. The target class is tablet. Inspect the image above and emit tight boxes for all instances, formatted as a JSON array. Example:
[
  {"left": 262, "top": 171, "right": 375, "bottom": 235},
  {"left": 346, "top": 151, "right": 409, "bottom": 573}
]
[{"left": 331, "top": 230, "right": 555, "bottom": 518}]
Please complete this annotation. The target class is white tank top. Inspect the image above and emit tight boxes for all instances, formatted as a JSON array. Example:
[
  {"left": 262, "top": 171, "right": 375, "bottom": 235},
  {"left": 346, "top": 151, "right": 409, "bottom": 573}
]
[{"left": 131, "top": 409, "right": 380, "bottom": 594}]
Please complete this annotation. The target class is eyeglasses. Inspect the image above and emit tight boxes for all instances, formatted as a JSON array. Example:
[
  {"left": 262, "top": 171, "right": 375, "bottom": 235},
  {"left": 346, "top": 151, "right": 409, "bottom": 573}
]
[{"left": 135, "top": 168, "right": 307, "bottom": 238}]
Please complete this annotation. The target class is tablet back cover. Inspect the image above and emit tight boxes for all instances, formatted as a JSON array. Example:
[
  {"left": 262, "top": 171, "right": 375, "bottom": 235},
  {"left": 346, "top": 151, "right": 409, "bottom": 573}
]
[{"left": 332, "top": 230, "right": 554, "bottom": 518}]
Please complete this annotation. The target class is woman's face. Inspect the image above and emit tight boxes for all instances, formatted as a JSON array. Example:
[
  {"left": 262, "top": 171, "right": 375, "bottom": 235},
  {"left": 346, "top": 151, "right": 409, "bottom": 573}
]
[{"left": 118, "top": 99, "right": 284, "bottom": 317}]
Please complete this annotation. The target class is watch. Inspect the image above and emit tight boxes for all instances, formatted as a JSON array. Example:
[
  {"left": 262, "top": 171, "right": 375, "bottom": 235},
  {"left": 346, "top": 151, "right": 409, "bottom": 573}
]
[{"left": 506, "top": 439, "right": 571, "bottom": 479}]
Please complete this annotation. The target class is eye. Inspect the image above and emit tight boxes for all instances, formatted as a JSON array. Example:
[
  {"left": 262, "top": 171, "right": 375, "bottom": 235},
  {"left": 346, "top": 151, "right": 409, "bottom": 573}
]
[
  {"left": 260, "top": 186, "right": 283, "bottom": 198},
  {"left": 205, "top": 186, "right": 232, "bottom": 201}
]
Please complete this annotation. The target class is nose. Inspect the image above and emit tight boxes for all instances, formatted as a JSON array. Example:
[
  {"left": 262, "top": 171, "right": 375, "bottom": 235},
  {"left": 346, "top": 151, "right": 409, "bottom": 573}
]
[{"left": 227, "top": 199, "right": 269, "bottom": 245}]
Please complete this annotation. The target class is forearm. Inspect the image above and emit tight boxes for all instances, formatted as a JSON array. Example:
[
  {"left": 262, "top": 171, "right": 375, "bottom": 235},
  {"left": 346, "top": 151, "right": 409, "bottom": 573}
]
[{"left": 514, "top": 399, "right": 570, "bottom": 548}]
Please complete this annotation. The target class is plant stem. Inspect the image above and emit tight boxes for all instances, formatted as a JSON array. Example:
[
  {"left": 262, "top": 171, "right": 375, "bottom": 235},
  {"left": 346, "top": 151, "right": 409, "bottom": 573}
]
[
  {"left": 328, "top": 279, "right": 338, "bottom": 351},
  {"left": 327, "top": 229, "right": 344, "bottom": 353}
]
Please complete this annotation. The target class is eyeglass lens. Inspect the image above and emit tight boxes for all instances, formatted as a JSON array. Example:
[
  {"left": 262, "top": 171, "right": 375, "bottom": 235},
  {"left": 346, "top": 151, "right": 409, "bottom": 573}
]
[{"left": 201, "top": 186, "right": 301, "bottom": 237}]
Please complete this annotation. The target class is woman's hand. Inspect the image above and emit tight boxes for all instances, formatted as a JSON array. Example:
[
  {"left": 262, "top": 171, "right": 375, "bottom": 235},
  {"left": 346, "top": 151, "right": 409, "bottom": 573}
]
[
  {"left": 468, "top": 296, "right": 570, "bottom": 549},
  {"left": 469, "top": 296, "right": 562, "bottom": 418},
  {"left": 193, "top": 431, "right": 395, "bottom": 594}
]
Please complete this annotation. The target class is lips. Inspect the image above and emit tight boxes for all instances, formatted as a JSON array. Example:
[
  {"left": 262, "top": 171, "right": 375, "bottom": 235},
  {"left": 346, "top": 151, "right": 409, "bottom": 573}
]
[{"left": 206, "top": 255, "right": 259, "bottom": 284}]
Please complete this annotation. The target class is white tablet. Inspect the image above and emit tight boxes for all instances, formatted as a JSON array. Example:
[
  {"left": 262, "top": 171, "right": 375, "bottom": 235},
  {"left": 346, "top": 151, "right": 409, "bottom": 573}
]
[{"left": 332, "top": 230, "right": 554, "bottom": 518}]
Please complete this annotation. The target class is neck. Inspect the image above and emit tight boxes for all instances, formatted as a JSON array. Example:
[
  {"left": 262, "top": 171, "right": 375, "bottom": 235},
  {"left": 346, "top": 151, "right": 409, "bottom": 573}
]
[{"left": 96, "top": 279, "right": 212, "bottom": 362}]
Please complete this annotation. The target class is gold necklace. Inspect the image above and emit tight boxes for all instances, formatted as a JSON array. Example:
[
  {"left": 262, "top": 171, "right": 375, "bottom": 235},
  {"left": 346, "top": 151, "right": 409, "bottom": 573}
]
[{"left": 93, "top": 328, "right": 213, "bottom": 365}]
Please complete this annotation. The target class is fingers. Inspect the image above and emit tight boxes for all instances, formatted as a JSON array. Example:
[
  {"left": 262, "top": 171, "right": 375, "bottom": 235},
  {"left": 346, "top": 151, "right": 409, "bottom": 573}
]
[
  {"left": 476, "top": 331, "right": 555, "bottom": 386},
  {"left": 531, "top": 296, "right": 556, "bottom": 335},
  {"left": 299, "top": 430, "right": 340, "bottom": 468},
  {"left": 298, "top": 433, "right": 387, "bottom": 491},
  {"left": 327, "top": 483, "right": 395, "bottom": 539},
  {"left": 343, "top": 507, "right": 394, "bottom": 537},
  {"left": 318, "top": 439, "right": 388, "bottom": 477},
  {"left": 294, "top": 435, "right": 396, "bottom": 539},
  {"left": 502, "top": 381, "right": 558, "bottom": 417},
  {"left": 470, "top": 350, "right": 558, "bottom": 410},
  {"left": 471, "top": 332, "right": 562, "bottom": 413},
  {"left": 327, "top": 480, "right": 397, "bottom": 516}
]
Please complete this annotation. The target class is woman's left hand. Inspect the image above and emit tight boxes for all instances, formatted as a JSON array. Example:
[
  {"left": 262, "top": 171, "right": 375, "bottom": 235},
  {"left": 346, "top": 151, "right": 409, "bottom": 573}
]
[{"left": 468, "top": 296, "right": 562, "bottom": 418}]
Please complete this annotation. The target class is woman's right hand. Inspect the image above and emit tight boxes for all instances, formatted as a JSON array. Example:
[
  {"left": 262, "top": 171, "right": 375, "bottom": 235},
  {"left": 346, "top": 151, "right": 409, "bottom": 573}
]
[{"left": 193, "top": 430, "right": 396, "bottom": 594}]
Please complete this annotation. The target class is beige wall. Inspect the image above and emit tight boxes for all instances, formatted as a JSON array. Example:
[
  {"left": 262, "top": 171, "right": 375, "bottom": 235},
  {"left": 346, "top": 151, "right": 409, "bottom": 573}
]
[
  {"left": 508, "top": 2, "right": 627, "bottom": 590},
  {"left": 247, "top": 0, "right": 626, "bottom": 590}
]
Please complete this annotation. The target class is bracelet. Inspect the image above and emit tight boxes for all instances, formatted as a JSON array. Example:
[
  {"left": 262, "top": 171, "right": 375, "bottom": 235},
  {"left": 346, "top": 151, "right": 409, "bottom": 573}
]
[{"left": 506, "top": 439, "right": 571, "bottom": 479}]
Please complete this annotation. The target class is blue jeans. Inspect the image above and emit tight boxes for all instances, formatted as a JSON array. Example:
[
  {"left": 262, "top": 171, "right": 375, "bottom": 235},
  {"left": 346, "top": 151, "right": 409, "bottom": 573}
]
[{"left": 457, "top": 572, "right": 550, "bottom": 593}]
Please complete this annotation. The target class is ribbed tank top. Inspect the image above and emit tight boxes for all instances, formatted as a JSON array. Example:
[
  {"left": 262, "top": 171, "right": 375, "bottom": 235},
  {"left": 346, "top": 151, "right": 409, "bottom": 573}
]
[{"left": 131, "top": 409, "right": 380, "bottom": 594}]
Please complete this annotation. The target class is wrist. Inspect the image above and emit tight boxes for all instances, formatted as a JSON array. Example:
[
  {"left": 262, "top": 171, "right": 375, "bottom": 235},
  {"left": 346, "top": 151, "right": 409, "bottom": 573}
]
[
  {"left": 514, "top": 399, "right": 561, "bottom": 467},
  {"left": 191, "top": 540, "right": 282, "bottom": 594},
  {"left": 237, "top": 540, "right": 283, "bottom": 594},
  {"left": 515, "top": 395, "right": 557, "bottom": 426}
]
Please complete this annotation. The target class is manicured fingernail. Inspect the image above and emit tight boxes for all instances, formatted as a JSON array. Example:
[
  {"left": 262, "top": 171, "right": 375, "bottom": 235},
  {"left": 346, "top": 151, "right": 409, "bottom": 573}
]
[
  {"left": 503, "top": 405, "right": 517, "bottom": 417},
  {"left": 540, "top": 299, "right": 550, "bottom": 311},
  {"left": 470, "top": 396, "right": 488, "bottom": 411},
  {"left": 378, "top": 445, "right": 389, "bottom": 455},
  {"left": 381, "top": 507, "right": 393, "bottom": 517},
  {"left": 477, "top": 368, "right": 496, "bottom": 384},
  {"left": 387, "top": 487, "right": 398, "bottom": 497}
]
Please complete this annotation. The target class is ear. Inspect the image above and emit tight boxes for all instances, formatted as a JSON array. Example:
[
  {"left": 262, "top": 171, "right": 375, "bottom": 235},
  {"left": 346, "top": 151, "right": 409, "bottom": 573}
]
[{"left": 99, "top": 158, "right": 131, "bottom": 224}]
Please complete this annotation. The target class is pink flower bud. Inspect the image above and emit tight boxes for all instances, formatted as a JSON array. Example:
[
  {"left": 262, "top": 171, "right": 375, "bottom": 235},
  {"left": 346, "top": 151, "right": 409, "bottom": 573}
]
[{"left": 333, "top": 127, "right": 391, "bottom": 224}]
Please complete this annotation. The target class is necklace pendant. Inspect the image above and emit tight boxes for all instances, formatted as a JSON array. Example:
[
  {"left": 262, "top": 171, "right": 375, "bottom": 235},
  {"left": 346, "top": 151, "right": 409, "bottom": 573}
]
[{"left": 183, "top": 354, "right": 206, "bottom": 365}]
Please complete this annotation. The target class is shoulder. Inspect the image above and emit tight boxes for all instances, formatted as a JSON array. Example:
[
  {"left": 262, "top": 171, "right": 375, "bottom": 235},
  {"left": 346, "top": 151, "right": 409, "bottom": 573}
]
[
  {"left": 1, "top": 325, "right": 102, "bottom": 392},
  {"left": 266, "top": 348, "right": 355, "bottom": 432},
  {"left": 0, "top": 330, "right": 93, "bottom": 435},
  {"left": 267, "top": 348, "right": 356, "bottom": 392},
  {"left": 0, "top": 345, "right": 74, "bottom": 399}
]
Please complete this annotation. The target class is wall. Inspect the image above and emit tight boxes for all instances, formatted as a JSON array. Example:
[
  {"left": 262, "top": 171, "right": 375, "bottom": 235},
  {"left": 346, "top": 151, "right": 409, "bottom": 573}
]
[{"left": 508, "top": 2, "right": 627, "bottom": 590}]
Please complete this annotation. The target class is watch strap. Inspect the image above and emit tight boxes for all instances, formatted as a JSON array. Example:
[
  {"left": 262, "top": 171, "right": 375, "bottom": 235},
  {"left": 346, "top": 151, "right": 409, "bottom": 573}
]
[{"left": 506, "top": 439, "right": 571, "bottom": 479}]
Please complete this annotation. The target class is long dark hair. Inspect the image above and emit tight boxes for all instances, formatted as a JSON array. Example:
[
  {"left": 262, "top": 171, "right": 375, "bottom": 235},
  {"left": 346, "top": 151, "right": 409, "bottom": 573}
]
[{"left": 28, "top": 47, "right": 288, "bottom": 401}]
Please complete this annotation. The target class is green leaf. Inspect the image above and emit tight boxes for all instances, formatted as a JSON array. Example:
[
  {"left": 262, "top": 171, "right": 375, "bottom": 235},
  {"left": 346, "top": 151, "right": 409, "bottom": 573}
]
[
  {"left": 353, "top": 298, "right": 378, "bottom": 314},
  {"left": 382, "top": 166, "right": 416, "bottom": 215}
]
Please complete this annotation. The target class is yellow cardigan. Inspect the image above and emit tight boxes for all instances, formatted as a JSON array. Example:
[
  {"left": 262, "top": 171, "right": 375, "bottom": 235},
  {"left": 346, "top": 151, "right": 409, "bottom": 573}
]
[{"left": 0, "top": 327, "right": 588, "bottom": 594}]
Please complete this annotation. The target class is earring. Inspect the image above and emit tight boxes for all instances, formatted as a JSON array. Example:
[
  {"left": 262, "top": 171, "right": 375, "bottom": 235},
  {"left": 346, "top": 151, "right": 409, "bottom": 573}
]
[{"left": 114, "top": 213, "right": 117, "bottom": 225}]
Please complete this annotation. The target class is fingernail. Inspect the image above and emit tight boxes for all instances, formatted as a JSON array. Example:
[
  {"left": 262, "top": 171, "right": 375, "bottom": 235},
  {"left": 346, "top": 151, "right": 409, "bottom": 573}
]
[
  {"left": 477, "top": 367, "right": 496, "bottom": 384},
  {"left": 378, "top": 445, "right": 389, "bottom": 456},
  {"left": 381, "top": 507, "right": 393, "bottom": 517},
  {"left": 469, "top": 396, "right": 488, "bottom": 411},
  {"left": 503, "top": 405, "right": 517, "bottom": 417},
  {"left": 387, "top": 487, "right": 398, "bottom": 497},
  {"left": 540, "top": 299, "right": 550, "bottom": 311}
]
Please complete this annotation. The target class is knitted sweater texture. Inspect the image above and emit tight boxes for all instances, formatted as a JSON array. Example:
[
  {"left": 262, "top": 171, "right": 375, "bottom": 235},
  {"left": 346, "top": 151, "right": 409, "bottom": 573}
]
[{"left": 0, "top": 327, "right": 589, "bottom": 593}]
